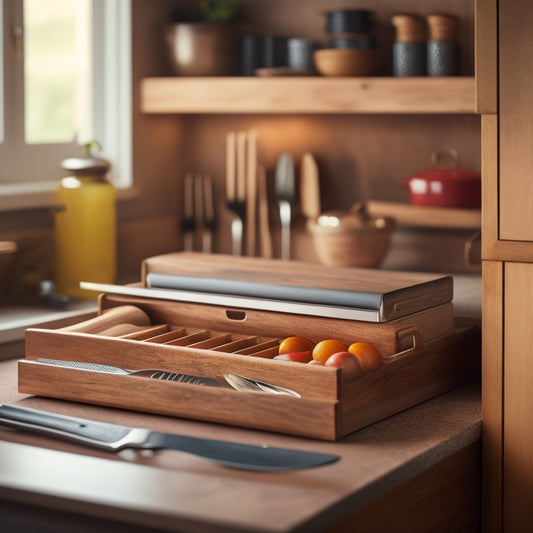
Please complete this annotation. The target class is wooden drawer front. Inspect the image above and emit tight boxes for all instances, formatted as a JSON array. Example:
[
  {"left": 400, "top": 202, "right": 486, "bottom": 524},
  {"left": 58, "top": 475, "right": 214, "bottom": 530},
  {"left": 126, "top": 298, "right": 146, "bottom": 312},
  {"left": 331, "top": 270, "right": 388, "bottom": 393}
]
[{"left": 20, "top": 297, "right": 480, "bottom": 440}]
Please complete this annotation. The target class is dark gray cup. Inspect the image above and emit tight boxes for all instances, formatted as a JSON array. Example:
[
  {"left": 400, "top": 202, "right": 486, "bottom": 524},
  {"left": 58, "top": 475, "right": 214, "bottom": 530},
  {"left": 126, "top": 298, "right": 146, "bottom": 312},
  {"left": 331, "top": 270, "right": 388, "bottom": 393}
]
[
  {"left": 427, "top": 41, "right": 460, "bottom": 76},
  {"left": 393, "top": 42, "right": 427, "bottom": 76},
  {"left": 287, "top": 38, "right": 315, "bottom": 69}
]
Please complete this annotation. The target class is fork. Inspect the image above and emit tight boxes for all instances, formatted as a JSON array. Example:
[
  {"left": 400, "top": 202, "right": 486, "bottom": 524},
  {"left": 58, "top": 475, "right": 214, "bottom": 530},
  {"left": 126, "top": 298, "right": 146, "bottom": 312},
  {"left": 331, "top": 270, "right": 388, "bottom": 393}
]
[
  {"left": 224, "top": 373, "right": 301, "bottom": 398},
  {"left": 226, "top": 131, "right": 246, "bottom": 255},
  {"left": 36, "top": 358, "right": 221, "bottom": 387}
]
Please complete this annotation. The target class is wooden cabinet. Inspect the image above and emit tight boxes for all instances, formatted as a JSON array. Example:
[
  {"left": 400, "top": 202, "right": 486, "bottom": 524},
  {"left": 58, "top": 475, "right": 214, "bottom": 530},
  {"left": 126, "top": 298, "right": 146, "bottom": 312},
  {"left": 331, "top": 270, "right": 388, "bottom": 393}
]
[
  {"left": 137, "top": 0, "right": 480, "bottom": 264},
  {"left": 479, "top": 1, "right": 533, "bottom": 531},
  {"left": 499, "top": 1, "right": 533, "bottom": 243}
]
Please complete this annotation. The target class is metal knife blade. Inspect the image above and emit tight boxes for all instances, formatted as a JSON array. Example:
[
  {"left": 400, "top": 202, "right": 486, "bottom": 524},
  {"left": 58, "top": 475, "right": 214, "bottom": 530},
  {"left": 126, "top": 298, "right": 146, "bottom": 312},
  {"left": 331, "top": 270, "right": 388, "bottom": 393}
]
[
  {"left": 275, "top": 153, "right": 295, "bottom": 260},
  {"left": 182, "top": 172, "right": 195, "bottom": 251},
  {"left": 0, "top": 404, "right": 340, "bottom": 471},
  {"left": 35, "top": 358, "right": 221, "bottom": 387},
  {"left": 202, "top": 174, "right": 215, "bottom": 253}
]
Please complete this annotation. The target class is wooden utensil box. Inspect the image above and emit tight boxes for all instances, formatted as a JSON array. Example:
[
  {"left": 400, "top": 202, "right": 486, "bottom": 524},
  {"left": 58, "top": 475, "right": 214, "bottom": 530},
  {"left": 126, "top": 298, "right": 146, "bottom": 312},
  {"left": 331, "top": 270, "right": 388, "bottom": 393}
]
[{"left": 20, "top": 291, "right": 480, "bottom": 441}]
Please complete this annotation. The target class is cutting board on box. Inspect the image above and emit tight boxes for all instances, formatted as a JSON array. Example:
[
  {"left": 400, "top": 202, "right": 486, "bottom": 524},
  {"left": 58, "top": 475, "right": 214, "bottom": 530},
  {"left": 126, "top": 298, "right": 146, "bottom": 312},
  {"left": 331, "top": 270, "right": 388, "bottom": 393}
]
[{"left": 141, "top": 252, "right": 453, "bottom": 323}]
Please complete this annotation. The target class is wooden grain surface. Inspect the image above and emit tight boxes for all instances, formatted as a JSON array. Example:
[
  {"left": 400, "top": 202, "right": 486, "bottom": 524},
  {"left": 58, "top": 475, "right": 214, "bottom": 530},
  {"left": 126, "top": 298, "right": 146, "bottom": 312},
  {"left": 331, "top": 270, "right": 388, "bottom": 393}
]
[
  {"left": 327, "top": 442, "right": 480, "bottom": 533},
  {"left": 481, "top": 115, "right": 499, "bottom": 259},
  {"left": 0, "top": 356, "right": 482, "bottom": 533},
  {"left": 499, "top": 0, "right": 533, "bottom": 242},
  {"left": 21, "top": 297, "right": 478, "bottom": 440},
  {"left": 366, "top": 201, "right": 481, "bottom": 230},
  {"left": 141, "top": 77, "right": 476, "bottom": 115},
  {"left": 475, "top": 0, "right": 498, "bottom": 113},
  {"left": 481, "top": 260, "right": 503, "bottom": 533},
  {"left": 502, "top": 262, "right": 533, "bottom": 531},
  {"left": 142, "top": 252, "right": 454, "bottom": 321},
  {"left": 99, "top": 293, "right": 454, "bottom": 356}
]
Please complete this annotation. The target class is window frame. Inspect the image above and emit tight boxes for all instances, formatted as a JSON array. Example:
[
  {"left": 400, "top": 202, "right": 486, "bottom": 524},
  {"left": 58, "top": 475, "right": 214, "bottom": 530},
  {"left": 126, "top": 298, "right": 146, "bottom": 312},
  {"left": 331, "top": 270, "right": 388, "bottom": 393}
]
[{"left": 0, "top": 0, "right": 132, "bottom": 212}]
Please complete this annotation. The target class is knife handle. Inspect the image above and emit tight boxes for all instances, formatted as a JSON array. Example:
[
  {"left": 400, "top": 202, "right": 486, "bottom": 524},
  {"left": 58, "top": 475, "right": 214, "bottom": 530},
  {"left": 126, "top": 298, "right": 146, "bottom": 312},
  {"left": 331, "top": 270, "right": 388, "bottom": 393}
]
[
  {"left": 60, "top": 305, "right": 151, "bottom": 334},
  {"left": 0, "top": 404, "right": 130, "bottom": 446}
]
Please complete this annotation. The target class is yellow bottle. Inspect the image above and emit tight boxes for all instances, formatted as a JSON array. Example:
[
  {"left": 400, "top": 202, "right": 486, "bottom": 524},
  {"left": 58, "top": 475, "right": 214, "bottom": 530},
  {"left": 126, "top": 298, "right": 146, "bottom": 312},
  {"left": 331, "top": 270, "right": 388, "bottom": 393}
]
[{"left": 54, "top": 141, "right": 116, "bottom": 298}]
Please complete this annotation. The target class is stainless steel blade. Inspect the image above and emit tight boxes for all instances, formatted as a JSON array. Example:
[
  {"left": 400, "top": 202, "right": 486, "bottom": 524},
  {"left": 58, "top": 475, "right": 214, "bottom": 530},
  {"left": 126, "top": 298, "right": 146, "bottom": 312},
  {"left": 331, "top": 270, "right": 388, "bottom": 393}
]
[
  {"left": 275, "top": 153, "right": 295, "bottom": 260},
  {"left": 231, "top": 217, "right": 243, "bottom": 255},
  {"left": 35, "top": 358, "right": 221, "bottom": 387},
  {"left": 0, "top": 404, "right": 340, "bottom": 471}
]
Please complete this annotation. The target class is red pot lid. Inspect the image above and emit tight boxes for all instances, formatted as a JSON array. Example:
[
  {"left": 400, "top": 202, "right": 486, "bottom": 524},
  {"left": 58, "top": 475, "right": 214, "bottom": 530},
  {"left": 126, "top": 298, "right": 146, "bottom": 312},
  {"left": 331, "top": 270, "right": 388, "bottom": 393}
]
[{"left": 412, "top": 149, "right": 480, "bottom": 182}]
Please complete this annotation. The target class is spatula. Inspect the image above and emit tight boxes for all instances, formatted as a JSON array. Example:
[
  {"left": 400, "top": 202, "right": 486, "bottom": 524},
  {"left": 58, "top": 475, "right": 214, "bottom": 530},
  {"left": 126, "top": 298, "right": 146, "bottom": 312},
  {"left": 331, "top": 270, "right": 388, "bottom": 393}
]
[
  {"left": 0, "top": 404, "right": 340, "bottom": 472},
  {"left": 300, "top": 152, "right": 321, "bottom": 220},
  {"left": 275, "top": 153, "right": 295, "bottom": 260}
]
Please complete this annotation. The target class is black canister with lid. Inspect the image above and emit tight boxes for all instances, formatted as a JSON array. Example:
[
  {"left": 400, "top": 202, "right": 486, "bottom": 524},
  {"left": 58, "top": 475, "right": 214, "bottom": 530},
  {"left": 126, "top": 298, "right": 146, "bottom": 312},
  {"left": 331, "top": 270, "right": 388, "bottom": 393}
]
[
  {"left": 426, "top": 13, "right": 460, "bottom": 76},
  {"left": 391, "top": 14, "right": 428, "bottom": 76}
]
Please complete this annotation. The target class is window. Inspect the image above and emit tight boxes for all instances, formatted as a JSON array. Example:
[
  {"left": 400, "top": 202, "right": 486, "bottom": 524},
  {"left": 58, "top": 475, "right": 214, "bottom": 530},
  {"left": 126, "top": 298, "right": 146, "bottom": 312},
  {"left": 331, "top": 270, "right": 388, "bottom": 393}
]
[{"left": 0, "top": 0, "right": 131, "bottom": 210}]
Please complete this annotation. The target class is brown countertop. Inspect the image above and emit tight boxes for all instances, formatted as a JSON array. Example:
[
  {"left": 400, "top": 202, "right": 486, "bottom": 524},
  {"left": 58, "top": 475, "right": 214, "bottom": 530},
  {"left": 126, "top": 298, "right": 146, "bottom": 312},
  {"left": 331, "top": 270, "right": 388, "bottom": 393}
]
[{"left": 0, "top": 358, "right": 481, "bottom": 533}]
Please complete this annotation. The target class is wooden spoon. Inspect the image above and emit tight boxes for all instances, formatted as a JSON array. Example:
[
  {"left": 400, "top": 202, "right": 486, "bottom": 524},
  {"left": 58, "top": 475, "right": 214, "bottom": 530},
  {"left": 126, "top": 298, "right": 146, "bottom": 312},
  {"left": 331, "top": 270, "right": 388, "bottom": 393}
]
[{"left": 300, "top": 153, "right": 321, "bottom": 220}]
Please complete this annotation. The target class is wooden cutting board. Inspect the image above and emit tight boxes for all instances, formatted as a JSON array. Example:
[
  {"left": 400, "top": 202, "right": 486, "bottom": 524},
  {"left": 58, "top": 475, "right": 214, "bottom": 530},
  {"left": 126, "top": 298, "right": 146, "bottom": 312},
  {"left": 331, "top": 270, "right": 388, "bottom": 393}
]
[{"left": 141, "top": 252, "right": 453, "bottom": 322}]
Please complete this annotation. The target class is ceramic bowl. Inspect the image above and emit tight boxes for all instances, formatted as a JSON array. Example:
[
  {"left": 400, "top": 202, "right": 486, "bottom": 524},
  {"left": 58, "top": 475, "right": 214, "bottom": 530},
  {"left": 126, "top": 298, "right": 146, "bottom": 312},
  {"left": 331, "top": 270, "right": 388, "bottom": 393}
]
[
  {"left": 166, "top": 23, "right": 240, "bottom": 76},
  {"left": 307, "top": 211, "right": 395, "bottom": 268},
  {"left": 313, "top": 48, "right": 380, "bottom": 77}
]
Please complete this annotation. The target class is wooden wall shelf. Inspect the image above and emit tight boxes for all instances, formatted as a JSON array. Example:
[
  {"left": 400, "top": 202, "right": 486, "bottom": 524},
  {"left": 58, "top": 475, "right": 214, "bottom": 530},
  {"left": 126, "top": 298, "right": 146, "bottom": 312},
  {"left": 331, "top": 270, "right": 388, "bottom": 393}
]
[
  {"left": 366, "top": 201, "right": 481, "bottom": 230},
  {"left": 141, "top": 77, "right": 476, "bottom": 115}
]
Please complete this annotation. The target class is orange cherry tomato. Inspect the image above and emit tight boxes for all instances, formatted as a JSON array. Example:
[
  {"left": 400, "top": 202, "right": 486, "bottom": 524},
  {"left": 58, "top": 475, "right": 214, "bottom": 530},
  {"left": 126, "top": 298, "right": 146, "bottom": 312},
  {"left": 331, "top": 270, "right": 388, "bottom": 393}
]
[
  {"left": 278, "top": 336, "right": 315, "bottom": 355},
  {"left": 348, "top": 342, "right": 382, "bottom": 372},
  {"left": 312, "top": 339, "right": 349, "bottom": 363},
  {"left": 274, "top": 351, "right": 313, "bottom": 363}
]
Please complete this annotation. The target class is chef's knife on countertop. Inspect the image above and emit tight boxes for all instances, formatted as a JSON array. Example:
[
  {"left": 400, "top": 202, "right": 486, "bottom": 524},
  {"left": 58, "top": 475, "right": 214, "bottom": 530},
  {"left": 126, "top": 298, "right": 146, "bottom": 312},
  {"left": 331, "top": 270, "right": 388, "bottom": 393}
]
[{"left": 0, "top": 404, "right": 340, "bottom": 471}]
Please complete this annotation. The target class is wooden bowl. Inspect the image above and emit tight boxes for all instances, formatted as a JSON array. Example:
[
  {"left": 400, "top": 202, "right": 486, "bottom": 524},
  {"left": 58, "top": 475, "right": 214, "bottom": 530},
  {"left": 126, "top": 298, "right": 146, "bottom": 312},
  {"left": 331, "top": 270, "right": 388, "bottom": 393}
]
[
  {"left": 307, "top": 216, "right": 395, "bottom": 268},
  {"left": 313, "top": 48, "right": 380, "bottom": 77},
  {"left": 166, "top": 23, "right": 240, "bottom": 76}
]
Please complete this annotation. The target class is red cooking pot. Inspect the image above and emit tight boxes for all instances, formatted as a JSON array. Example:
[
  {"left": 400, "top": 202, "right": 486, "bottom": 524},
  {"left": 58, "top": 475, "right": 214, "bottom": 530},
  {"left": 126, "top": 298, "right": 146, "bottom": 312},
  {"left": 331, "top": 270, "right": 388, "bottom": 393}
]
[{"left": 401, "top": 149, "right": 481, "bottom": 208}]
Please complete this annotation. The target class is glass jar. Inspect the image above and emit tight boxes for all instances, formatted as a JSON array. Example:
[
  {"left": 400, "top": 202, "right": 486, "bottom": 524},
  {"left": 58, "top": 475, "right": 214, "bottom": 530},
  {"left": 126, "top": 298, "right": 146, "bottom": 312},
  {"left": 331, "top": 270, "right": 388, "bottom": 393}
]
[{"left": 54, "top": 141, "right": 116, "bottom": 298}]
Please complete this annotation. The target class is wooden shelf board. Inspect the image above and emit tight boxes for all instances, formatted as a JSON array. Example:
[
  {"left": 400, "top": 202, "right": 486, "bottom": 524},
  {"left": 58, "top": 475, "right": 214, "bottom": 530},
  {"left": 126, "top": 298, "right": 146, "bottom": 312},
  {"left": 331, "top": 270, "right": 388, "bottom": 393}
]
[
  {"left": 141, "top": 76, "right": 476, "bottom": 115},
  {"left": 366, "top": 201, "right": 481, "bottom": 230}
]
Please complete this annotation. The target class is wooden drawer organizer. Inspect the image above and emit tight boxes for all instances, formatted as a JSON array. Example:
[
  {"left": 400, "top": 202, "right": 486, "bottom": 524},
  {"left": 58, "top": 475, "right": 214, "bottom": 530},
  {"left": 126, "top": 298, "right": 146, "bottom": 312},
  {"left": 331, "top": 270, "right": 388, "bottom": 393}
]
[{"left": 19, "top": 289, "right": 480, "bottom": 441}]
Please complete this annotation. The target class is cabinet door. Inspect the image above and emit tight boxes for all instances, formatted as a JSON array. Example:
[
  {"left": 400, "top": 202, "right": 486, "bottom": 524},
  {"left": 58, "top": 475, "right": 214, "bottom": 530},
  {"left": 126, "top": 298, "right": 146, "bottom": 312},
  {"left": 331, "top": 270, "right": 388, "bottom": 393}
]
[
  {"left": 503, "top": 262, "right": 533, "bottom": 530},
  {"left": 500, "top": 0, "right": 533, "bottom": 241}
]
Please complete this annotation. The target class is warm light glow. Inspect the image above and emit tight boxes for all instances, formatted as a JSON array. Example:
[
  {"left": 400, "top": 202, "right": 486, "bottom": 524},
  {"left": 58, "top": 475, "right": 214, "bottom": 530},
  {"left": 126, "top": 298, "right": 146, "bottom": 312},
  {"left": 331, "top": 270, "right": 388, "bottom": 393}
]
[{"left": 61, "top": 176, "right": 82, "bottom": 188}]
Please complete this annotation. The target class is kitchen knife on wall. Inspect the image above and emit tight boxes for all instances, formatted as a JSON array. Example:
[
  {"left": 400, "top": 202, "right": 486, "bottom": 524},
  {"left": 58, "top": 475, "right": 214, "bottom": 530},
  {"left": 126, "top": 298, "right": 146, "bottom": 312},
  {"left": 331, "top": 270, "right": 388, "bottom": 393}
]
[
  {"left": 0, "top": 404, "right": 340, "bottom": 472},
  {"left": 194, "top": 172, "right": 204, "bottom": 252},
  {"left": 226, "top": 131, "right": 246, "bottom": 255},
  {"left": 202, "top": 174, "right": 215, "bottom": 253},
  {"left": 182, "top": 172, "right": 195, "bottom": 251},
  {"left": 257, "top": 163, "right": 273, "bottom": 258},
  {"left": 246, "top": 130, "right": 258, "bottom": 256},
  {"left": 275, "top": 153, "right": 295, "bottom": 260}
]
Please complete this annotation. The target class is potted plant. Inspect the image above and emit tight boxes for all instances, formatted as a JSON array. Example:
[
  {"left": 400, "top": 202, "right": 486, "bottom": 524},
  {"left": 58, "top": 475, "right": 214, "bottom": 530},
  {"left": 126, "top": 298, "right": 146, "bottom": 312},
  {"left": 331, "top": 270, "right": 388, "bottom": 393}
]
[{"left": 166, "top": 1, "right": 243, "bottom": 76}]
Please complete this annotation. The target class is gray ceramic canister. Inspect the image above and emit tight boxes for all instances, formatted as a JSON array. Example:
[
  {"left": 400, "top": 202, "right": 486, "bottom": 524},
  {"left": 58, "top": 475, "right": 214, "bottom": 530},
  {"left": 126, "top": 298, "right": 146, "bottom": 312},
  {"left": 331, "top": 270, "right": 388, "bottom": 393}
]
[
  {"left": 287, "top": 38, "right": 315, "bottom": 69},
  {"left": 393, "top": 42, "right": 427, "bottom": 76},
  {"left": 427, "top": 41, "right": 460, "bottom": 76}
]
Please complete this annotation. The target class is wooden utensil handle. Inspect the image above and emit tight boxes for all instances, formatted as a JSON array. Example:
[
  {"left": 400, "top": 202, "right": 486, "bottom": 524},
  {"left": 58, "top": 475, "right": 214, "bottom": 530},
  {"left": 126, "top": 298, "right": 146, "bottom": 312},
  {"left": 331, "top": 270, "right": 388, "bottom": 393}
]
[{"left": 60, "top": 305, "right": 151, "bottom": 334}]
